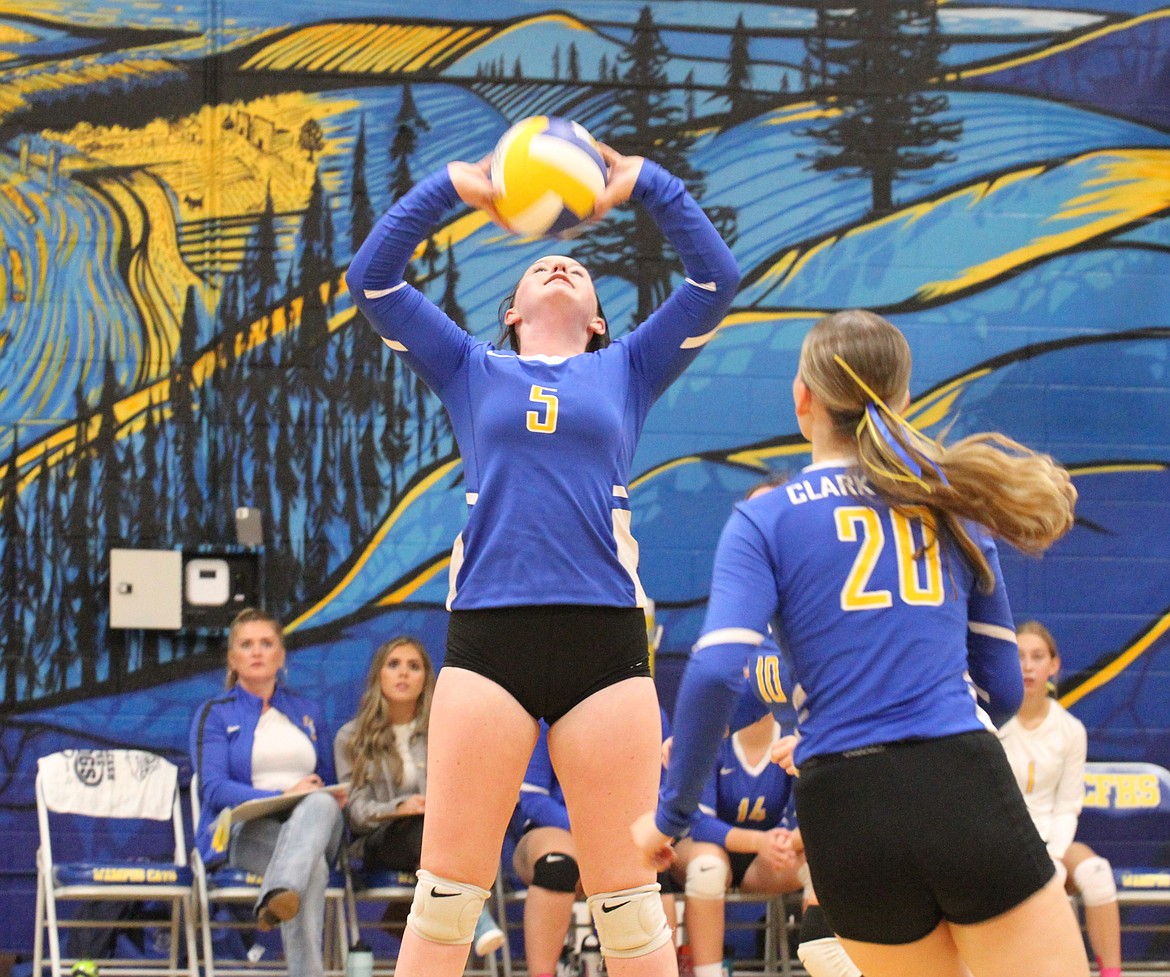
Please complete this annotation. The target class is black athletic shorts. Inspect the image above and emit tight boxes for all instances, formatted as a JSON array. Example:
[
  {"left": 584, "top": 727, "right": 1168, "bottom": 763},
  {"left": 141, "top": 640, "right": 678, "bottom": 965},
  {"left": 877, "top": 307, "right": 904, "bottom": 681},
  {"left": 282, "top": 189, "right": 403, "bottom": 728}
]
[
  {"left": 793, "top": 729, "right": 1054, "bottom": 944},
  {"left": 445, "top": 605, "right": 651, "bottom": 724},
  {"left": 729, "top": 851, "right": 756, "bottom": 889}
]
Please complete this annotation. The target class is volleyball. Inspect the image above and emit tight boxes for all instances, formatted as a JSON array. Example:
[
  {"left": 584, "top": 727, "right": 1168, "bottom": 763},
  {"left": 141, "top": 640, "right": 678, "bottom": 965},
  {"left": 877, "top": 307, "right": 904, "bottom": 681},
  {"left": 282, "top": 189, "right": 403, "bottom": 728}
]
[
  {"left": 71, "top": 961, "right": 100, "bottom": 977},
  {"left": 490, "top": 116, "right": 608, "bottom": 239}
]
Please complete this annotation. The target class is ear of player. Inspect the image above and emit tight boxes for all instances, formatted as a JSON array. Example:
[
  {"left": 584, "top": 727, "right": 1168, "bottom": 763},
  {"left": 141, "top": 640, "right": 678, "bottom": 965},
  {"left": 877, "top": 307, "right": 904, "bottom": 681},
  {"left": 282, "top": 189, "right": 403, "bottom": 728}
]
[{"left": 490, "top": 116, "right": 608, "bottom": 239}]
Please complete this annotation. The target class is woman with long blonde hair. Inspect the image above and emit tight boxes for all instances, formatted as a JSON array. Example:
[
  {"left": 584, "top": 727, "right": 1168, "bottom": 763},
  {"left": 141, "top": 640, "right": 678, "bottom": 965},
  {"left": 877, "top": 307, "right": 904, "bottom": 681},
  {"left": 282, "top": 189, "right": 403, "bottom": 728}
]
[
  {"left": 335, "top": 637, "right": 503, "bottom": 956},
  {"left": 636, "top": 309, "right": 1086, "bottom": 977}
]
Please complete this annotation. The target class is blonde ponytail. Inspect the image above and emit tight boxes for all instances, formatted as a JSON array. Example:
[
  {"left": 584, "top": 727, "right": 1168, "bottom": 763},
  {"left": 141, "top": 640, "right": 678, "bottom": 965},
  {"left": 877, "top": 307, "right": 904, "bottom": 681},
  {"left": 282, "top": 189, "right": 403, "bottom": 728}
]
[{"left": 801, "top": 310, "right": 1076, "bottom": 589}]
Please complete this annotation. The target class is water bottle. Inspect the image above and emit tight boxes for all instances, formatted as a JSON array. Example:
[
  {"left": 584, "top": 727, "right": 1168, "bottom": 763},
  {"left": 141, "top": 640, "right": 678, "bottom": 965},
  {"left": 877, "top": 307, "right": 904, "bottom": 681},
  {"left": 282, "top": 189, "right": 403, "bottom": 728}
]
[
  {"left": 346, "top": 940, "right": 374, "bottom": 977},
  {"left": 555, "top": 942, "right": 576, "bottom": 977},
  {"left": 579, "top": 932, "right": 602, "bottom": 977},
  {"left": 677, "top": 943, "right": 695, "bottom": 977},
  {"left": 721, "top": 944, "right": 734, "bottom": 977}
]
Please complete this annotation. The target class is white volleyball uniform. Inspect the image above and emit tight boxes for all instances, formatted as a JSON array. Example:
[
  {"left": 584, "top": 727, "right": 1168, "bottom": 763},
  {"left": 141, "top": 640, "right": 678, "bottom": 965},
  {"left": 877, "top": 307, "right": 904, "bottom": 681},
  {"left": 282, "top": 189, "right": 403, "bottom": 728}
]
[{"left": 998, "top": 700, "right": 1087, "bottom": 860}]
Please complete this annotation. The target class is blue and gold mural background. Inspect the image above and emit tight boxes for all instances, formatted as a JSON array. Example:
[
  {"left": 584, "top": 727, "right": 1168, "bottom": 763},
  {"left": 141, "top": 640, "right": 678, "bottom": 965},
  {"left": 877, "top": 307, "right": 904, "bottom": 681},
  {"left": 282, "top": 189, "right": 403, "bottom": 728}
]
[{"left": 1, "top": 0, "right": 1168, "bottom": 959}]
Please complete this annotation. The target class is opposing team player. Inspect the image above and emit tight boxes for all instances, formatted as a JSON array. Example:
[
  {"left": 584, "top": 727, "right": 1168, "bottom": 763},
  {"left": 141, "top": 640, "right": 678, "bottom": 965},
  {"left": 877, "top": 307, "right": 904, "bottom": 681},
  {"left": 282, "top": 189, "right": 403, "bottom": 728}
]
[{"left": 634, "top": 309, "right": 1085, "bottom": 977}]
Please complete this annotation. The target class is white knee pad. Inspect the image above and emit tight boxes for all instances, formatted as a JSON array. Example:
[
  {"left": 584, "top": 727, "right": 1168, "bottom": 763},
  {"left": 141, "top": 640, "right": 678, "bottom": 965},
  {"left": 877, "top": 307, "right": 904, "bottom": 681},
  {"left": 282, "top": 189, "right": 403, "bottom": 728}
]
[
  {"left": 587, "top": 883, "right": 672, "bottom": 959},
  {"left": 1073, "top": 855, "right": 1117, "bottom": 907},
  {"left": 797, "top": 937, "right": 863, "bottom": 977},
  {"left": 685, "top": 854, "right": 729, "bottom": 900},
  {"left": 406, "top": 870, "right": 490, "bottom": 945}
]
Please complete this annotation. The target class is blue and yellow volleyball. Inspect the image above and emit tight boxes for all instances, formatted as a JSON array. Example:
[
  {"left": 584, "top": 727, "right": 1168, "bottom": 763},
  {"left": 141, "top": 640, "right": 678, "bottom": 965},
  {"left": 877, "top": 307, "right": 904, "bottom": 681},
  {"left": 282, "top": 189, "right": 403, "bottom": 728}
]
[{"left": 490, "top": 116, "right": 608, "bottom": 239}]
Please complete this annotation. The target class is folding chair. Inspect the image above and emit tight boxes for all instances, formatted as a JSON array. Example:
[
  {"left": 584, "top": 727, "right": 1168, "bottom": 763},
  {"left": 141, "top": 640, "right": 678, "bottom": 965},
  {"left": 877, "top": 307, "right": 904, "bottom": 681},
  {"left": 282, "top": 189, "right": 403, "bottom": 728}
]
[
  {"left": 188, "top": 775, "right": 349, "bottom": 977},
  {"left": 718, "top": 890, "right": 799, "bottom": 977},
  {"left": 494, "top": 864, "right": 592, "bottom": 977},
  {"left": 32, "top": 749, "right": 198, "bottom": 977},
  {"left": 344, "top": 858, "right": 499, "bottom": 977}
]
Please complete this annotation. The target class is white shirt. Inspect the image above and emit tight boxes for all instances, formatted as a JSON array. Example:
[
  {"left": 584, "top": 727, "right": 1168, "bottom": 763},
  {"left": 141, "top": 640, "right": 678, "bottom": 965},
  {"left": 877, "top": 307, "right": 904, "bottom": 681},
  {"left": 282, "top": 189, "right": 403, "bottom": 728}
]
[
  {"left": 998, "top": 700, "right": 1087, "bottom": 859},
  {"left": 252, "top": 707, "right": 318, "bottom": 792},
  {"left": 392, "top": 722, "right": 420, "bottom": 795}
]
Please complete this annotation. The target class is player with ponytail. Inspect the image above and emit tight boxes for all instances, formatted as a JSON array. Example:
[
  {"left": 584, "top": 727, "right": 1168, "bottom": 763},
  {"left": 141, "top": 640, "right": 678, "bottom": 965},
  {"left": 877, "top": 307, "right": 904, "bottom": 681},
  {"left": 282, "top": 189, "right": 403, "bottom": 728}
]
[{"left": 636, "top": 309, "right": 1086, "bottom": 977}]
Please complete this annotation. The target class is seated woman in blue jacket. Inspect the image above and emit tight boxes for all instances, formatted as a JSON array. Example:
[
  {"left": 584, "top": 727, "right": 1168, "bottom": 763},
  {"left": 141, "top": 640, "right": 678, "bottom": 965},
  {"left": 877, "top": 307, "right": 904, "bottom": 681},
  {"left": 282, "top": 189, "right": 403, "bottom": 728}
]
[{"left": 189, "top": 608, "right": 346, "bottom": 977}]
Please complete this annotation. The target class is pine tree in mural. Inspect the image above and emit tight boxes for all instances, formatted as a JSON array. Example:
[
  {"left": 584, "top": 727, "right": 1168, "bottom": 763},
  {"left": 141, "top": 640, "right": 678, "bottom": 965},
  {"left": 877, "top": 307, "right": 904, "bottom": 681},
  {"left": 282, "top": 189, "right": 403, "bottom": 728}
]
[
  {"left": 27, "top": 442, "right": 57, "bottom": 696},
  {"left": 2, "top": 433, "right": 23, "bottom": 702},
  {"left": 95, "top": 358, "right": 124, "bottom": 588},
  {"left": 137, "top": 394, "right": 167, "bottom": 668},
  {"left": 440, "top": 243, "right": 466, "bottom": 331},
  {"left": 573, "top": 5, "right": 734, "bottom": 326},
  {"left": 804, "top": 0, "right": 961, "bottom": 215},
  {"left": 59, "top": 385, "right": 98, "bottom": 688},
  {"left": 173, "top": 287, "right": 205, "bottom": 541},
  {"left": 243, "top": 183, "right": 280, "bottom": 318},
  {"left": 386, "top": 82, "right": 434, "bottom": 492},
  {"left": 350, "top": 114, "right": 375, "bottom": 256},
  {"left": 725, "top": 14, "right": 755, "bottom": 123},
  {"left": 390, "top": 84, "right": 429, "bottom": 214},
  {"left": 346, "top": 110, "right": 390, "bottom": 530},
  {"left": 296, "top": 167, "right": 334, "bottom": 361}
]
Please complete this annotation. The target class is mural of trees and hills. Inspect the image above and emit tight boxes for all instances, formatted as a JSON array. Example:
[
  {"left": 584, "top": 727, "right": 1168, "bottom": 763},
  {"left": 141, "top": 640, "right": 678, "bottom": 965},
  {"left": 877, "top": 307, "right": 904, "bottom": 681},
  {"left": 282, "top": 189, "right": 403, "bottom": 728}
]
[{"left": 1, "top": 0, "right": 1168, "bottom": 957}]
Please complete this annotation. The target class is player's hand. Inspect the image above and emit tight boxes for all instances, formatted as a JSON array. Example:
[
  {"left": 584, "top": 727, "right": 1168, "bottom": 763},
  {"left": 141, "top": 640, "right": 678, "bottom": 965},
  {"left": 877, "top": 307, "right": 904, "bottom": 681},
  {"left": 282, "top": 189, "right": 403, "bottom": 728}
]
[
  {"left": 448, "top": 158, "right": 506, "bottom": 228},
  {"left": 395, "top": 794, "right": 426, "bottom": 816},
  {"left": 631, "top": 811, "right": 676, "bottom": 872},
  {"left": 772, "top": 735, "right": 799, "bottom": 776},
  {"left": 591, "top": 143, "right": 644, "bottom": 221},
  {"left": 758, "top": 828, "right": 797, "bottom": 873}
]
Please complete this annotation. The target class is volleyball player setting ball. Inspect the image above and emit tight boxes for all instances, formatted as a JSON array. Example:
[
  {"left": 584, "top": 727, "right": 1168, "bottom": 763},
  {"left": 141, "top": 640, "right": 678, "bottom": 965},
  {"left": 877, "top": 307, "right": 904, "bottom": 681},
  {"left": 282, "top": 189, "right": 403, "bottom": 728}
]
[{"left": 346, "top": 105, "right": 739, "bottom": 977}]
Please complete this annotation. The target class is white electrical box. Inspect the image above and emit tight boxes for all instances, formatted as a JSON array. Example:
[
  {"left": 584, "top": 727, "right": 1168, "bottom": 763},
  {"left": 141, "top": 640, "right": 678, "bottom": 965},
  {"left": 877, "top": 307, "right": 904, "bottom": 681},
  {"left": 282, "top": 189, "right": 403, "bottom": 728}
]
[
  {"left": 185, "top": 558, "right": 231, "bottom": 606},
  {"left": 109, "top": 549, "right": 183, "bottom": 630}
]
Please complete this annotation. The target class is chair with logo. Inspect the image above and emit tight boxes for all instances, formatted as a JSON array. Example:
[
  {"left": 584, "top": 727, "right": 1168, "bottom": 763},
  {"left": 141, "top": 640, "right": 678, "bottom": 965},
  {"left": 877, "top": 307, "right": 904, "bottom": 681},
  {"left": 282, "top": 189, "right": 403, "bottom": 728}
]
[
  {"left": 32, "top": 749, "right": 199, "bottom": 977},
  {"left": 188, "top": 774, "right": 349, "bottom": 977}
]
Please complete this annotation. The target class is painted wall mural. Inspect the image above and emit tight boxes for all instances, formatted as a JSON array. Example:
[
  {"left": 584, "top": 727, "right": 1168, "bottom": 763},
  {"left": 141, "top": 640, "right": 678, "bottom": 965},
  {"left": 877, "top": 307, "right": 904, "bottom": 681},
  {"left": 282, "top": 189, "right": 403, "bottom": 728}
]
[{"left": 1, "top": 0, "right": 1168, "bottom": 958}]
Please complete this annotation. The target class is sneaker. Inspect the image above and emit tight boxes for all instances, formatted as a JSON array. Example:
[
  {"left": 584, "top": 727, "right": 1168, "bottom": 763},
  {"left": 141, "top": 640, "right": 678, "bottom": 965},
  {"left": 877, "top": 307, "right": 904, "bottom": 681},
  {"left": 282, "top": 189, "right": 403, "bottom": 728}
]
[
  {"left": 473, "top": 909, "right": 504, "bottom": 957},
  {"left": 256, "top": 888, "right": 300, "bottom": 931}
]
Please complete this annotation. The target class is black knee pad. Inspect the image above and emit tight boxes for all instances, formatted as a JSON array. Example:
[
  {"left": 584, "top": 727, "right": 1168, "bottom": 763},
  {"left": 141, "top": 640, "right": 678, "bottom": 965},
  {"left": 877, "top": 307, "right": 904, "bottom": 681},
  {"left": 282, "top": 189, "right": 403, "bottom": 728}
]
[
  {"left": 532, "top": 852, "right": 579, "bottom": 893},
  {"left": 800, "top": 903, "right": 836, "bottom": 944}
]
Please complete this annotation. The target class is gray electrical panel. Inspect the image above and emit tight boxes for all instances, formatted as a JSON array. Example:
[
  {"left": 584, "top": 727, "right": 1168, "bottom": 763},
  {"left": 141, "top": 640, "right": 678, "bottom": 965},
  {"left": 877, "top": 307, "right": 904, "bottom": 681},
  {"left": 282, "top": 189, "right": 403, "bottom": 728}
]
[{"left": 109, "top": 548, "right": 183, "bottom": 630}]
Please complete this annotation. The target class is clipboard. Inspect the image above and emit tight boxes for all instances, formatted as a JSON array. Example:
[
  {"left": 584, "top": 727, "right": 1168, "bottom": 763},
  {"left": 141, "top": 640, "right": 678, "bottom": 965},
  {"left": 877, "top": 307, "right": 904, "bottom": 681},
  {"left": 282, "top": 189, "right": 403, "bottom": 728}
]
[{"left": 211, "top": 783, "right": 347, "bottom": 853}]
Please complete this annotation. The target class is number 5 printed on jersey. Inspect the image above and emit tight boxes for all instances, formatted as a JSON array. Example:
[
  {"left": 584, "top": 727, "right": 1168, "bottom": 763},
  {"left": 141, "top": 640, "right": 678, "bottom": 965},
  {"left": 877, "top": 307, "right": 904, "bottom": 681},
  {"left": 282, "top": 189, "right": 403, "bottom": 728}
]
[
  {"left": 835, "top": 505, "right": 943, "bottom": 611},
  {"left": 527, "top": 385, "right": 558, "bottom": 434}
]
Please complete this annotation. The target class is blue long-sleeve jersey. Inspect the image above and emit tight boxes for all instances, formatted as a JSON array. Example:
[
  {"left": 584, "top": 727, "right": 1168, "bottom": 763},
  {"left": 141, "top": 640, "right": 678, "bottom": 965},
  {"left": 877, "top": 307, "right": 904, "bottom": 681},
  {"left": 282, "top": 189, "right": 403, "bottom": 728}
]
[
  {"left": 189, "top": 684, "right": 334, "bottom": 866},
  {"left": 689, "top": 721, "right": 795, "bottom": 849},
  {"left": 346, "top": 163, "right": 740, "bottom": 610},
  {"left": 657, "top": 461, "right": 1023, "bottom": 838}
]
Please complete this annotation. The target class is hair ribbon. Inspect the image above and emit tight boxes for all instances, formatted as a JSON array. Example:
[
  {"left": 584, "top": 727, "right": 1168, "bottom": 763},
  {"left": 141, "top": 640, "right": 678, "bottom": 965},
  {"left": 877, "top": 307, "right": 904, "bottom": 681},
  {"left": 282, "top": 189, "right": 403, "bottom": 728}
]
[{"left": 832, "top": 354, "right": 950, "bottom": 490}]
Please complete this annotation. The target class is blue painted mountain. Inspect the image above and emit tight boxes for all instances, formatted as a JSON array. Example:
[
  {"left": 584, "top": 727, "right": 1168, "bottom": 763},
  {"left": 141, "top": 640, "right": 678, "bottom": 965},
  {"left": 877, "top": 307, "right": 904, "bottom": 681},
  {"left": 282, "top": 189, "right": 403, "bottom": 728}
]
[{"left": 954, "top": 9, "right": 1170, "bottom": 131}]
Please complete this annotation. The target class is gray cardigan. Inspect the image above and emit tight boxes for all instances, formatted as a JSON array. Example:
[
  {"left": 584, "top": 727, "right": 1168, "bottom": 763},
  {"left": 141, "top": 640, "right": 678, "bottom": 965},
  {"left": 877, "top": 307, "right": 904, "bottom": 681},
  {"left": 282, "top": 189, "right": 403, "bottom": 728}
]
[{"left": 333, "top": 718, "right": 428, "bottom": 836}]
